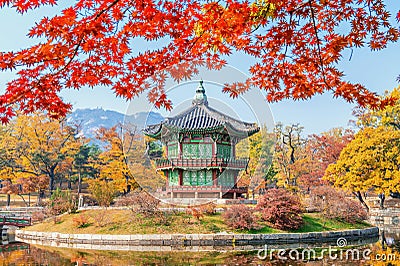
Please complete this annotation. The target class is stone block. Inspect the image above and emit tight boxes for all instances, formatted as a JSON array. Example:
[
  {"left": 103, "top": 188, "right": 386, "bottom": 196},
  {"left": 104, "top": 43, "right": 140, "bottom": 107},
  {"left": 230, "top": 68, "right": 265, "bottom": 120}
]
[
  {"left": 117, "top": 235, "right": 131, "bottom": 241},
  {"left": 130, "top": 234, "right": 143, "bottom": 241},
  {"left": 101, "top": 234, "right": 116, "bottom": 240}
]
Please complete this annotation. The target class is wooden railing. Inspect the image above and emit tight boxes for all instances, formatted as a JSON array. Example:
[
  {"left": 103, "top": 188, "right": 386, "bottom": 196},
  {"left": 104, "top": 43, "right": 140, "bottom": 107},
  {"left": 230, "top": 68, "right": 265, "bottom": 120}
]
[
  {"left": 0, "top": 216, "right": 31, "bottom": 227},
  {"left": 155, "top": 158, "right": 249, "bottom": 169},
  {"left": 166, "top": 185, "right": 247, "bottom": 193}
]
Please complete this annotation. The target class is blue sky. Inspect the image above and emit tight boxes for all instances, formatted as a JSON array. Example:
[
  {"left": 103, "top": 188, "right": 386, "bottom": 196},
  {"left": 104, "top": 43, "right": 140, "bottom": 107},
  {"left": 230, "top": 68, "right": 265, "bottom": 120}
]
[{"left": 0, "top": 2, "right": 399, "bottom": 135}]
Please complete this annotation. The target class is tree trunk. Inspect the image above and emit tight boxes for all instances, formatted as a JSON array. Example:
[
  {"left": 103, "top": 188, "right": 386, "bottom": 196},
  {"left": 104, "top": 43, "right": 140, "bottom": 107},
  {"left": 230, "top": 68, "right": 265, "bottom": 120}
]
[
  {"left": 379, "top": 193, "right": 385, "bottom": 209},
  {"left": 78, "top": 172, "right": 82, "bottom": 194},
  {"left": 6, "top": 194, "right": 10, "bottom": 208},
  {"left": 49, "top": 174, "right": 55, "bottom": 194},
  {"left": 354, "top": 191, "right": 370, "bottom": 212},
  {"left": 17, "top": 194, "right": 28, "bottom": 207}
]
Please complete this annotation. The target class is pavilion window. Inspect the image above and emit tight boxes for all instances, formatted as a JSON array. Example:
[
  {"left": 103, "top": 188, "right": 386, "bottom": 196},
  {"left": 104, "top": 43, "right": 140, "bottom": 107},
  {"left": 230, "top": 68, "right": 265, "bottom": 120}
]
[
  {"left": 168, "top": 144, "right": 178, "bottom": 159},
  {"left": 169, "top": 170, "right": 179, "bottom": 186}
]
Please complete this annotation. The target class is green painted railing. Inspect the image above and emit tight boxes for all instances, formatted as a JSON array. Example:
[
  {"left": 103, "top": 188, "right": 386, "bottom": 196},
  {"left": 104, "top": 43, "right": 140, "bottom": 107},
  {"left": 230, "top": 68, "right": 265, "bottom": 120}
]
[{"left": 0, "top": 216, "right": 31, "bottom": 227}]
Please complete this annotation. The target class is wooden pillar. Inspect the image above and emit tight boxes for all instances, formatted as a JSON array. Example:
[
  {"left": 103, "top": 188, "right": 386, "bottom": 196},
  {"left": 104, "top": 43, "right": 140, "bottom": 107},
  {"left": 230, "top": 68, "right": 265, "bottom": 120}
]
[
  {"left": 233, "top": 192, "right": 237, "bottom": 199},
  {"left": 179, "top": 169, "right": 183, "bottom": 186},
  {"left": 213, "top": 170, "right": 218, "bottom": 186},
  {"left": 231, "top": 138, "right": 236, "bottom": 158},
  {"left": 178, "top": 141, "right": 182, "bottom": 159},
  {"left": 211, "top": 141, "right": 216, "bottom": 159}
]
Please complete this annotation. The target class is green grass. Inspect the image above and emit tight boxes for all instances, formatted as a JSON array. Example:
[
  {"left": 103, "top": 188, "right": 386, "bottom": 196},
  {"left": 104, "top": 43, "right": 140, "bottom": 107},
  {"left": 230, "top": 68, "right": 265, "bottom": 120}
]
[
  {"left": 25, "top": 209, "right": 371, "bottom": 235},
  {"left": 293, "top": 213, "right": 371, "bottom": 233}
]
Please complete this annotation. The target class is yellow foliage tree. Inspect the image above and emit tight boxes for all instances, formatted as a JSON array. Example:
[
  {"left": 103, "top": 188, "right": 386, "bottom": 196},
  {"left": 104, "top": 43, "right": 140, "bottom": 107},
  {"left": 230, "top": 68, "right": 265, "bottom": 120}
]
[
  {"left": 354, "top": 86, "right": 400, "bottom": 130},
  {"left": 236, "top": 127, "right": 275, "bottom": 193},
  {"left": 0, "top": 113, "right": 81, "bottom": 197},
  {"left": 95, "top": 125, "right": 137, "bottom": 194},
  {"left": 324, "top": 126, "right": 400, "bottom": 211}
]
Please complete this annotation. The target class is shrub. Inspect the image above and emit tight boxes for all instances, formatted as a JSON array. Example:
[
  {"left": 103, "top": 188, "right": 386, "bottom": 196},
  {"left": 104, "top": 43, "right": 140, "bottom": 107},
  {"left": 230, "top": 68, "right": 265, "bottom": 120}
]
[
  {"left": 185, "top": 207, "right": 204, "bottom": 223},
  {"left": 198, "top": 202, "right": 217, "bottom": 215},
  {"left": 72, "top": 213, "right": 90, "bottom": 228},
  {"left": 310, "top": 186, "right": 368, "bottom": 223},
  {"left": 257, "top": 188, "right": 303, "bottom": 230},
  {"left": 92, "top": 209, "right": 111, "bottom": 227},
  {"left": 222, "top": 204, "right": 258, "bottom": 230},
  {"left": 48, "top": 188, "right": 76, "bottom": 216},
  {"left": 31, "top": 210, "right": 46, "bottom": 223},
  {"left": 117, "top": 190, "right": 160, "bottom": 217},
  {"left": 87, "top": 179, "right": 117, "bottom": 207}
]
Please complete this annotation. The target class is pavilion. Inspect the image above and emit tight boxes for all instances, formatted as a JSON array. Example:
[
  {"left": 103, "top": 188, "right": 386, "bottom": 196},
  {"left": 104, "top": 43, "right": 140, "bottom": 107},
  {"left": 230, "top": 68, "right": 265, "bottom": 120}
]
[{"left": 143, "top": 81, "right": 259, "bottom": 200}]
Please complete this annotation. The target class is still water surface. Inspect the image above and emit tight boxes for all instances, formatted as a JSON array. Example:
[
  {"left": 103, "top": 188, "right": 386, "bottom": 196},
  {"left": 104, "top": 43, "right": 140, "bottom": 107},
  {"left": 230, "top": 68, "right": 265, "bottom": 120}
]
[{"left": 0, "top": 230, "right": 397, "bottom": 265}]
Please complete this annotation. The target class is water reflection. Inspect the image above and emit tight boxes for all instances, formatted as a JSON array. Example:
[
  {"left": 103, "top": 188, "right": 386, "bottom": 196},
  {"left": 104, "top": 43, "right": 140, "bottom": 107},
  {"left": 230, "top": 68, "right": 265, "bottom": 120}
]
[{"left": 0, "top": 234, "right": 395, "bottom": 265}]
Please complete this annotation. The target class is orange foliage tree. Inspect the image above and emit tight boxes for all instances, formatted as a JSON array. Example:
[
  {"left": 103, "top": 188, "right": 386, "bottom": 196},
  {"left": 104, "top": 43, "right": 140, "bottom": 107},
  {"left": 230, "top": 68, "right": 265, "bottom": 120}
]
[
  {"left": 0, "top": 0, "right": 398, "bottom": 122},
  {"left": 298, "top": 128, "right": 354, "bottom": 189}
]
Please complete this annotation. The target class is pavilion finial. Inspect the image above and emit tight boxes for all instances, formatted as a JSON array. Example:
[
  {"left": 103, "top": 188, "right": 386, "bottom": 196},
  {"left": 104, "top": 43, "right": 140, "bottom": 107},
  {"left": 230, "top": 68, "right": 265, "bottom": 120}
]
[{"left": 192, "top": 80, "right": 208, "bottom": 105}]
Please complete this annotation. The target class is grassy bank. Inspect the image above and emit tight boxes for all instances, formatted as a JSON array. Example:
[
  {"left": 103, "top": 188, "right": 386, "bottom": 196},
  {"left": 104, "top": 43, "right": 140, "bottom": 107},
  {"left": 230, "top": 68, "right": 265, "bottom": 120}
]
[{"left": 25, "top": 209, "right": 371, "bottom": 235}]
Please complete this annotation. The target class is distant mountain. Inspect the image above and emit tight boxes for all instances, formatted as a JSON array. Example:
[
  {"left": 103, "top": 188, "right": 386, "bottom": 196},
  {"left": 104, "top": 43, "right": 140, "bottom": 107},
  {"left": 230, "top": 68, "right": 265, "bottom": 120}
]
[{"left": 67, "top": 108, "right": 164, "bottom": 140}]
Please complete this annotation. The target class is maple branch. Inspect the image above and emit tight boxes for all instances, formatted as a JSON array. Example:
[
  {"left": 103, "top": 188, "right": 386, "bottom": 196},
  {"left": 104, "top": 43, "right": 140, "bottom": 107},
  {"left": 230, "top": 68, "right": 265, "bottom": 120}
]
[
  {"left": 94, "top": 0, "right": 122, "bottom": 20},
  {"left": 308, "top": 0, "right": 331, "bottom": 90},
  {"left": 282, "top": 11, "right": 293, "bottom": 64},
  {"left": 1, "top": 0, "right": 124, "bottom": 112},
  {"left": 61, "top": 0, "right": 123, "bottom": 74}
]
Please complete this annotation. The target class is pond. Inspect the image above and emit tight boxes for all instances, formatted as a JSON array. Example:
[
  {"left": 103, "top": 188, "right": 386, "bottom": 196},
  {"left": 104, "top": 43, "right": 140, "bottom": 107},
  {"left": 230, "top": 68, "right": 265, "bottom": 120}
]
[{"left": 0, "top": 229, "right": 397, "bottom": 265}]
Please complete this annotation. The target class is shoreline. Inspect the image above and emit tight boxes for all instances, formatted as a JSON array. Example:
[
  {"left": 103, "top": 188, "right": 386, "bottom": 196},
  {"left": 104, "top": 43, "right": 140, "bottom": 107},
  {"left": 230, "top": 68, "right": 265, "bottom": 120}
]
[{"left": 15, "top": 227, "right": 379, "bottom": 252}]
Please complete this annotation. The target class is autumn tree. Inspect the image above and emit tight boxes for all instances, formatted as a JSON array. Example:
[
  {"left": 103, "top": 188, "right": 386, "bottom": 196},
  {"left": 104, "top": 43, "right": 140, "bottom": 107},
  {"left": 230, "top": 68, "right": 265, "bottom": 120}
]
[
  {"left": 236, "top": 127, "right": 275, "bottom": 192},
  {"left": 273, "top": 123, "right": 307, "bottom": 189},
  {"left": 95, "top": 124, "right": 138, "bottom": 194},
  {"left": 127, "top": 130, "right": 165, "bottom": 193},
  {"left": 326, "top": 88, "right": 400, "bottom": 210},
  {"left": 354, "top": 87, "right": 400, "bottom": 130},
  {"left": 87, "top": 179, "right": 117, "bottom": 207},
  {"left": 324, "top": 126, "right": 400, "bottom": 211},
  {"left": 256, "top": 188, "right": 303, "bottom": 230},
  {"left": 308, "top": 185, "right": 368, "bottom": 223},
  {"left": 0, "top": 113, "right": 81, "bottom": 195},
  {"left": 0, "top": 0, "right": 398, "bottom": 123},
  {"left": 73, "top": 144, "right": 101, "bottom": 193},
  {"left": 298, "top": 128, "right": 354, "bottom": 189}
]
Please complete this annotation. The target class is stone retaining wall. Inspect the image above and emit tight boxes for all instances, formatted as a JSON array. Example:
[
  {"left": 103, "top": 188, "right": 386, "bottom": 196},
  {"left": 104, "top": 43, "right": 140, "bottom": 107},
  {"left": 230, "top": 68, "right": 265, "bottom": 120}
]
[
  {"left": 15, "top": 227, "right": 379, "bottom": 251},
  {"left": 369, "top": 208, "right": 400, "bottom": 227}
]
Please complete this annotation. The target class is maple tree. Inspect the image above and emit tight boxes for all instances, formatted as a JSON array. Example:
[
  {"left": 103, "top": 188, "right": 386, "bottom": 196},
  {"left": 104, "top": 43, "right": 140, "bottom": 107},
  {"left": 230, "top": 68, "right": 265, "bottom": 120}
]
[
  {"left": 308, "top": 185, "right": 368, "bottom": 222},
  {"left": 0, "top": 0, "right": 398, "bottom": 123},
  {"left": 298, "top": 128, "right": 354, "bottom": 188},
  {"left": 256, "top": 188, "right": 303, "bottom": 230},
  {"left": 222, "top": 204, "right": 259, "bottom": 230}
]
